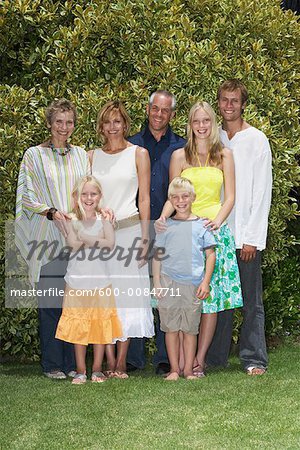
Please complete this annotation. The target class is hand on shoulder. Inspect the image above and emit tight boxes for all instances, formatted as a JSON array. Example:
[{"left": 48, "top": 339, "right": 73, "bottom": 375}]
[
  {"left": 154, "top": 216, "right": 167, "bottom": 234},
  {"left": 100, "top": 207, "right": 115, "bottom": 223}
]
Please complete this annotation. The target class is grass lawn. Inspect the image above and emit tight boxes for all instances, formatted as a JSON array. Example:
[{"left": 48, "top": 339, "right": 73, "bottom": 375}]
[{"left": 1, "top": 343, "right": 299, "bottom": 450}]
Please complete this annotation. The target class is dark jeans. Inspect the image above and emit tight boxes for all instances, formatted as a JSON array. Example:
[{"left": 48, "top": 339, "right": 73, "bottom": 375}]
[
  {"left": 152, "top": 312, "right": 169, "bottom": 367},
  {"left": 127, "top": 311, "right": 169, "bottom": 369},
  {"left": 38, "top": 258, "right": 75, "bottom": 373},
  {"left": 206, "top": 250, "right": 268, "bottom": 370},
  {"left": 127, "top": 224, "right": 169, "bottom": 369}
]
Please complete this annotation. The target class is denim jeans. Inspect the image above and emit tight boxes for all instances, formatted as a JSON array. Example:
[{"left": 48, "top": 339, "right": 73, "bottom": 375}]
[
  {"left": 206, "top": 250, "right": 268, "bottom": 370},
  {"left": 38, "top": 258, "right": 75, "bottom": 373},
  {"left": 127, "top": 310, "right": 169, "bottom": 369}
]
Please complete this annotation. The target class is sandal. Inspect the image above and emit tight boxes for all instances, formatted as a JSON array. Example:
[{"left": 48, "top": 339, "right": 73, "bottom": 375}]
[
  {"left": 113, "top": 370, "right": 129, "bottom": 379},
  {"left": 246, "top": 366, "right": 266, "bottom": 376},
  {"left": 103, "top": 370, "right": 115, "bottom": 378},
  {"left": 192, "top": 364, "right": 205, "bottom": 378},
  {"left": 91, "top": 372, "right": 107, "bottom": 383},
  {"left": 71, "top": 373, "right": 87, "bottom": 385}
]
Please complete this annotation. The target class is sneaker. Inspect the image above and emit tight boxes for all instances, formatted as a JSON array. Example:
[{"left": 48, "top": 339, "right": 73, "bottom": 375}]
[
  {"left": 126, "top": 363, "right": 139, "bottom": 373},
  {"left": 155, "top": 363, "right": 171, "bottom": 375},
  {"left": 67, "top": 371, "right": 77, "bottom": 378},
  {"left": 43, "top": 370, "right": 67, "bottom": 380}
]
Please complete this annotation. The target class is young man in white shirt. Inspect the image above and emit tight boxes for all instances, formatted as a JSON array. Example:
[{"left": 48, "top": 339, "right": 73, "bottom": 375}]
[{"left": 206, "top": 79, "right": 272, "bottom": 375}]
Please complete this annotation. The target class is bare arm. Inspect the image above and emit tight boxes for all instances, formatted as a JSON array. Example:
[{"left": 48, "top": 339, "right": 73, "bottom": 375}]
[
  {"left": 79, "top": 218, "right": 115, "bottom": 250},
  {"left": 152, "top": 249, "right": 164, "bottom": 299},
  {"left": 196, "top": 247, "right": 216, "bottom": 299},
  {"left": 136, "top": 146, "right": 151, "bottom": 239},
  {"left": 65, "top": 221, "right": 85, "bottom": 251},
  {"left": 158, "top": 148, "right": 186, "bottom": 224},
  {"left": 207, "top": 148, "right": 235, "bottom": 230}
]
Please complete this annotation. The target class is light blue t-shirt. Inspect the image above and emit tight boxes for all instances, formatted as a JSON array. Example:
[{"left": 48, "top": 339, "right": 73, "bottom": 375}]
[{"left": 155, "top": 217, "right": 216, "bottom": 286}]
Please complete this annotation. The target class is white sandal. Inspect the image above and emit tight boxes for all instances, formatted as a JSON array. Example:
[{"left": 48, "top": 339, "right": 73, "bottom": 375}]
[
  {"left": 91, "top": 372, "right": 107, "bottom": 383},
  {"left": 71, "top": 373, "right": 87, "bottom": 385}
]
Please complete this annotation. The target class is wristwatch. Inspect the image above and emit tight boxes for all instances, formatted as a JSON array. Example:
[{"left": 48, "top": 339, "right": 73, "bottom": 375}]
[{"left": 46, "top": 207, "right": 58, "bottom": 221}]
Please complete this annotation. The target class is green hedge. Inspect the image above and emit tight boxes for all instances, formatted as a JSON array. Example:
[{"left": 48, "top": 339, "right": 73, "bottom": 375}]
[{"left": 1, "top": 0, "right": 299, "bottom": 360}]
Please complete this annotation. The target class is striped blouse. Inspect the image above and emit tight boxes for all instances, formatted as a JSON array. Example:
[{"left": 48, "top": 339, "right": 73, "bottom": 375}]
[{"left": 15, "top": 145, "right": 90, "bottom": 284}]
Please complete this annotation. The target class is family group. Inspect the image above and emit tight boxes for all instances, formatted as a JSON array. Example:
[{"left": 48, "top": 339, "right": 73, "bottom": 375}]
[{"left": 15, "top": 79, "right": 272, "bottom": 384}]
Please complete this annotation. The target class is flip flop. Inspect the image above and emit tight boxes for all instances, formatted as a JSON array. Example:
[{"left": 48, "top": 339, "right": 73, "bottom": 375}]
[
  {"left": 71, "top": 373, "right": 87, "bottom": 385},
  {"left": 192, "top": 364, "right": 205, "bottom": 377},
  {"left": 193, "top": 365, "right": 206, "bottom": 378},
  {"left": 113, "top": 370, "right": 129, "bottom": 379},
  {"left": 91, "top": 372, "right": 107, "bottom": 383},
  {"left": 103, "top": 370, "right": 115, "bottom": 378}
]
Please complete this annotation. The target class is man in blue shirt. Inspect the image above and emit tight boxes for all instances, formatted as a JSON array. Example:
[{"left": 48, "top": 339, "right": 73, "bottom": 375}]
[{"left": 127, "top": 90, "right": 186, "bottom": 374}]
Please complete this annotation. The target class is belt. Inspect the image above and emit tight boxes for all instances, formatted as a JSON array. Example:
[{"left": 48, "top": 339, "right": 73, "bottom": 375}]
[{"left": 114, "top": 214, "right": 140, "bottom": 230}]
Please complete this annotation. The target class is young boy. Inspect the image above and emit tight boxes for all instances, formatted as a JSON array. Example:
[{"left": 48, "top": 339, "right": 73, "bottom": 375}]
[{"left": 152, "top": 177, "right": 216, "bottom": 381}]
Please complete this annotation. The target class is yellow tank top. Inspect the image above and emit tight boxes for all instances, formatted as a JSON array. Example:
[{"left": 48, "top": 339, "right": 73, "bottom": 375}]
[{"left": 181, "top": 166, "right": 224, "bottom": 220}]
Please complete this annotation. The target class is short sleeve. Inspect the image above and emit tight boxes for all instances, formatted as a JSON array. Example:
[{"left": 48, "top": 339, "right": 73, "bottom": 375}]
[
  {"left": 154, "top": 231, "right": 166, "bottom": 249},
  {"left": 202, "top": 229, "right": 216, "bottom": 250}
]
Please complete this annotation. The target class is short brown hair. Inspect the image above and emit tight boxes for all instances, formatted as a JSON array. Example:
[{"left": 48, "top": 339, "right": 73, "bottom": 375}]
[
  {"left": 217, "top": 79, "right": 248, "bottom": 105},
  {"left": 96, "top": 100, "right": 131, "bottom": 141},
  {"left": 45, "top": 98, "right": 77, "bottom": 126}
]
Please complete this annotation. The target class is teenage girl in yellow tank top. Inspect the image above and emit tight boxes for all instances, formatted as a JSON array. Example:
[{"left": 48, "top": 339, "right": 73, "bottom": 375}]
[{"left": 158, "top": 101, "right": 243, "bottom": 376}]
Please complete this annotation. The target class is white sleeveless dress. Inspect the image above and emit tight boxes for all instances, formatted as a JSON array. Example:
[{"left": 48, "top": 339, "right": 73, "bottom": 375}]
[
  {"left": 92, "top": 145, "right": 154, "bottom": 341},
  {"left": 65, "top": 216, "right": 110, "bottom": 290}
]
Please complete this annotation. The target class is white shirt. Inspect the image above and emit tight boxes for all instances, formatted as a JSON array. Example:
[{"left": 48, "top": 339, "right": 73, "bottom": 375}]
[{"left": 219, "top": 126, "right": 272, "bottom": 251}]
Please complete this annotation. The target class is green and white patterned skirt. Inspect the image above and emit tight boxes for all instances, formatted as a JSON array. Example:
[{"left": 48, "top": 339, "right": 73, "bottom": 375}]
[{"left": 202, "top": 223, "right": 243, "bottom": 314}]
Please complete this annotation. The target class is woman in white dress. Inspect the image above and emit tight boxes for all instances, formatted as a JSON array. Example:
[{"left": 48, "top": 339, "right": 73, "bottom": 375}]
[{"left": 89, "top": 100, "right": 154, "bottom": 378}]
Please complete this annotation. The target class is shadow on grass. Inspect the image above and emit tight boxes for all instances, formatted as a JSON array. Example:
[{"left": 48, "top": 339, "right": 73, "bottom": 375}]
[
  {"left": 1, "top": 362, "right": 41, "bottom": 377},
  {"left": 1, "top": 357, "right": 245, "bottom": 379}
]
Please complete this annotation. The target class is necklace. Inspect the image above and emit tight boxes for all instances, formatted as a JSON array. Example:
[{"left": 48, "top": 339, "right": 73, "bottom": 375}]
[
  {"left": 50, "top": 142, "right": 72, "bottom": 156},
  {"left": 197, "top": 152, "right": 210, "bottom": 167}
]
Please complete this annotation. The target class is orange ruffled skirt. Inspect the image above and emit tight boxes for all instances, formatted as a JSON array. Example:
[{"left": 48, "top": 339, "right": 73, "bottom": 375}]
[{"left": 55, "top": 284, "right": 122, "bottom": 345}]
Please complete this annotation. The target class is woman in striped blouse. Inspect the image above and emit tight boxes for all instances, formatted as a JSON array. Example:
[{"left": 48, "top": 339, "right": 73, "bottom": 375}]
[{"left": 15, "top": 99, "right": 90, "bottom": 379}]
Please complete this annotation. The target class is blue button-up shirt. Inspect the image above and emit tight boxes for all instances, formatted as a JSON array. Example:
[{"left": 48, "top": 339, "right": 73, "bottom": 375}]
[{"left": 128, "top": 125, "right": 186, "bottom": 220}]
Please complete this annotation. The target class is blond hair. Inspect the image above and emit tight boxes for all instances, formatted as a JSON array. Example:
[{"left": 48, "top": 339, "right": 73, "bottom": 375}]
[
  {"left": 96, "top": 100, "right": 131, "bottom": 143},
  {"left": 185, "top": 101, "right": 222, "bottom": 166},
  {"left": 168, "top": 177, "right": 195, "bottom": 198},
  {"left": 71, "top": 175, "right": 102, "bottom": 221}
]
